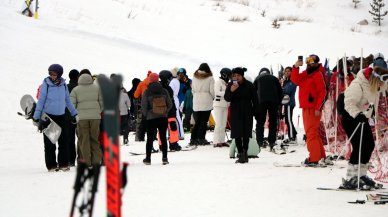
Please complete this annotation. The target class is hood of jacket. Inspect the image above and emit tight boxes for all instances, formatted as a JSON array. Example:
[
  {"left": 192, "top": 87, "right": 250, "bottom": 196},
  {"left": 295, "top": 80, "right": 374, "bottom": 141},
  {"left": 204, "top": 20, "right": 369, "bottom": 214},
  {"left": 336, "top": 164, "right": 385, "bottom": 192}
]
[
  {"left": 194, "top": 70, "right": 213, "bottom": 79},
  {"left": 148, "top": 82, "right": 163, "bottom": 94},
  {"left": 78, "top": 74, "right": 94, "bottom": 85}
]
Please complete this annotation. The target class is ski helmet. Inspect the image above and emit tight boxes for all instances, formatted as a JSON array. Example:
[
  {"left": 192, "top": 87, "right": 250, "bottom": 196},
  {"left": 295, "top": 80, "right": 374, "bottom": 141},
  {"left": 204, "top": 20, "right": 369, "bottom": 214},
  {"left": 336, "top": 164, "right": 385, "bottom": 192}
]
[
  {"left": 220, "top": 68, "right": 232, "bottom": 81},
  {"left": 374, "top": 53, "right": 385, "bottom": 61},
  {"left": 159, "top": 70, "right": 173, "bottom": 82}
]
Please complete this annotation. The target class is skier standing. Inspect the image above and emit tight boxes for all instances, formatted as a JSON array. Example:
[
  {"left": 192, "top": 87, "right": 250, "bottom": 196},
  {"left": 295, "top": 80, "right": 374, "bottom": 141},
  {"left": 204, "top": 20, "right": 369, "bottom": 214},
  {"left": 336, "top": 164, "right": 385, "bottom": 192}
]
[{"left": 339, "top": 54, "right": 387, "bottom": 189}]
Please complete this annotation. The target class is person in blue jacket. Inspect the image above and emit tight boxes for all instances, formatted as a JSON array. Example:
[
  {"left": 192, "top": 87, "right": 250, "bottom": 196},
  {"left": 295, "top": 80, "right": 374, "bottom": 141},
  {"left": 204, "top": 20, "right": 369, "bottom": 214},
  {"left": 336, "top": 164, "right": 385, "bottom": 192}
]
[
  {"left": 282, "top": 66, "right": 297, "bottom": 143},
  {"left": 33, "top": 64, "right": 78, "bottom": 172}
]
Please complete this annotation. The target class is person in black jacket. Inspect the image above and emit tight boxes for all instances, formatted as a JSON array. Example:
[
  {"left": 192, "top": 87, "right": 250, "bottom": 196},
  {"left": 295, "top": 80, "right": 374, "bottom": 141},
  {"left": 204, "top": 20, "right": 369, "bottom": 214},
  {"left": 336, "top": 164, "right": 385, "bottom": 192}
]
[
  {"left": 159, "top": 70, "right": 182, "bottom": 151},
  {"left": 141, "top": 73, "right": 173, "bottom": 165},
  {"left": 127, "top": 78, "right": 141, "bottom": 118},
  {"left": 66, "top": 69, "right": 79, "bottom": 166},
  {"left": 224, "top": 67, "right": 259, "bottom": 163},
  {"left": 253, "top": 68, "right": 283, "bottom": 151}
]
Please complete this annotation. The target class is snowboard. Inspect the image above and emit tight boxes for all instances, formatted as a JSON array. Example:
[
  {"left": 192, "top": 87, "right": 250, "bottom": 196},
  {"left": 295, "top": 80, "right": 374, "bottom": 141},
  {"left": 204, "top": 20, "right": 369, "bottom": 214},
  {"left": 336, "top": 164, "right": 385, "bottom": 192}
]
[
  {"left": 18, "top": 94, "right": 62, "bottom": 144},
  {"left": 229, "top": 136, "right": 261, "bottom": 158}
]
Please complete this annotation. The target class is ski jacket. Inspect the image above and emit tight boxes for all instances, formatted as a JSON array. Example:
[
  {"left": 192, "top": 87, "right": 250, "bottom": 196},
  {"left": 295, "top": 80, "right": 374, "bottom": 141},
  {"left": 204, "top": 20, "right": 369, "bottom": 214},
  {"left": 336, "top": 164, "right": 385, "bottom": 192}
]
[
  {"left": 127, "top": 78, "right": 141, "bottom": 116},
  {"left": 70, "top": 74, "right": 102, "bottom": 120},
  {"left": 141, "top": 82, "right": 173, "bottom": 120},
  {"left": 192, "top": 70, "right": 215, "bottom": 111},
  {"left": 33, "top": 77, "right": 77, "bottom": 120},
  {"left": 213, "top": 79, "right": 228, "bottom": 108},
  {"left": 291, "top": 64, "right": 328, "bottom": 110},
  {"left": 224, "top": 78, "right": 258, "bottom": 138},
  {"left": 67, "top": 79, "right": 78, "bottom": 94},
  {"left": 344, "top": 68, "right": 387, "bottom": 119},
  {"left": 282, "top": 78, "right": 297, "bottom": 108},
  {"left": 119, "top": 88, "right": 131, "bottom": 116},
  {"left": 178, "top": 78, "right": 192, "bottom": 104},
  {"left": 169, "top": 78, "right": 181, "bottom": 113},
  {"left": 134, "top": 77, "right": 149, "bottom": 99},
  {"left": 253, "top": 73, "right": 283, "bottom": 105}
]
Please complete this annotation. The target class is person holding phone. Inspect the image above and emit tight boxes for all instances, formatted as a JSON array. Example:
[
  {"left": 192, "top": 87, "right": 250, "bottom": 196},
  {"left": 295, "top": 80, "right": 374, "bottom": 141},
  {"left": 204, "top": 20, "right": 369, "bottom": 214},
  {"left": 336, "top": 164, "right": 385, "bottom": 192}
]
[
  {"left": 291, "top": 54, "right": 329, "bottom": 166},
  {"left": 224, "top": 67, "right": 259, "bottom": 163}
]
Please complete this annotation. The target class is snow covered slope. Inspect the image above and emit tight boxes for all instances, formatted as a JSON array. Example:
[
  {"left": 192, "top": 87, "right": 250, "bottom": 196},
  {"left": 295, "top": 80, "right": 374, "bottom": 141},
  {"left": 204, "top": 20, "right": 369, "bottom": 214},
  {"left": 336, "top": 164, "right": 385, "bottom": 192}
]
[{"left": 0, "top": 0, "right": 387, "bottom": 216}]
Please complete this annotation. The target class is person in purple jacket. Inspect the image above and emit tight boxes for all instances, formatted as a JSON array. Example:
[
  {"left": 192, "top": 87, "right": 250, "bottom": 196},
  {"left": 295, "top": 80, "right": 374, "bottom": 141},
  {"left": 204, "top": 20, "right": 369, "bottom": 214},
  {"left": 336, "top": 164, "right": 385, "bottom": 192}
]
[{"left": 33, "top": 64, "right": 78, "bottom": 172}]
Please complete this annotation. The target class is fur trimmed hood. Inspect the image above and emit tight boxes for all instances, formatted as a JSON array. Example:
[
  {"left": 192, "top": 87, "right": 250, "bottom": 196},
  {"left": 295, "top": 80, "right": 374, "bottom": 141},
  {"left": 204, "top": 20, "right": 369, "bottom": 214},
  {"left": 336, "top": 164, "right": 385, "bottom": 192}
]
[{"left": 194, "top": 70, "right": 213, "bottom": 79}]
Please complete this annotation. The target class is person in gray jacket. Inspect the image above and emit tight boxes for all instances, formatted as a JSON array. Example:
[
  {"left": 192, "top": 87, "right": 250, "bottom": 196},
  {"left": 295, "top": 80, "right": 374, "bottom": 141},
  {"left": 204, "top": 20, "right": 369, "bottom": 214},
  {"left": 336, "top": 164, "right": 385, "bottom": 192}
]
[
  {"left": 141, "top": 73, "right": 172, "bottom": 165},
  {"left": 70, "top": 73, "right": 103, "bottom": 167},
  {"left": 119, "top": 85, "right": 131, "bottom": 145}
]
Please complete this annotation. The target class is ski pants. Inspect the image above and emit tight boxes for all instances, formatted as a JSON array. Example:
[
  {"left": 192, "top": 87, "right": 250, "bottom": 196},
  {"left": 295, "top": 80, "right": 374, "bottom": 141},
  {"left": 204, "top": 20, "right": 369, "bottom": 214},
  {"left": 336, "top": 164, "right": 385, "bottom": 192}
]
[
  {"left": 183, "top": 107, "right": 193, "bottom": 131},
  {"left": 120, "top": 114, "right": 129, "bottom": 140},
  {"left": 302, "top": 108, "right": 326, "bottom": 162},
  {"left": 341, "top": 110, "right": 375, "bottom": 164},
  {"left": 77, "top": 119, "right": 102, "bottom": 167},
  {"left": 213, "top": 107, "right": 228, "bottom": 144},
  {"left": 146, "top": 118, "right": 168, "bottom": 159},
  {"left": 191, "top": 110, "right": 211, "bottom": 141},
  {"left": 284, "top": 105, "right": 297, "bottom": 139},
  {"left": 256, "top": 102, "right": 278, "bottom": 144},
  {"left": 43, "top": 114, "right": 68, "bottom": 169}
]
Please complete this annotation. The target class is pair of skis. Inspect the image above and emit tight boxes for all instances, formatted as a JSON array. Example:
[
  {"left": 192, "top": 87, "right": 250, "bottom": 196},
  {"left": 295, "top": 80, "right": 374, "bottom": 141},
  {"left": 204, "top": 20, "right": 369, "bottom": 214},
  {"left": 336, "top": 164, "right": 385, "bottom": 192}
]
[
  {"left": 69, "top": 75, "right": 127, "bottom": 217},
  {"left": 22, "top": 0, "right": 39, "bottom": 19}
]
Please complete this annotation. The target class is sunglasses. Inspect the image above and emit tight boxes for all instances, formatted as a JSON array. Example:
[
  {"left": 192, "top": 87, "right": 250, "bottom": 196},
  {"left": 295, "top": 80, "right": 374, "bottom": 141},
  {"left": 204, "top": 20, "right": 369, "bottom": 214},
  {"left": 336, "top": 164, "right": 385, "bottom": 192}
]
[
  {"left": 372, "top": 72, "right": 388, "bottom": 82},
  {"left": 305, "top": 57, "right": 315, "bottom": 64}
]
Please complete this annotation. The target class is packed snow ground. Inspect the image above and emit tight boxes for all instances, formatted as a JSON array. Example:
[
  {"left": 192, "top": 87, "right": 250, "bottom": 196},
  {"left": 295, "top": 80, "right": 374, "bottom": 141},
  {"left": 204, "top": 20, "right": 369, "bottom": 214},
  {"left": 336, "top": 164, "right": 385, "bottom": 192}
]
[{"left": 0, "top": 0, "right": 387, "bottom": 217}]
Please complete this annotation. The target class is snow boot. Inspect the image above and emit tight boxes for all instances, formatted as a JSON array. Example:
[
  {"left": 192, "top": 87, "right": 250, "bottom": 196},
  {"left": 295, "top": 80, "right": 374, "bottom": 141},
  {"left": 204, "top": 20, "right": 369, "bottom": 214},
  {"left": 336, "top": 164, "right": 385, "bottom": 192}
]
[
  {"left": 162, "top": 158, "right": 169, "bottom": 165},
  {"left": 143, "top": 158, "right": 151, "bottom": 165}
]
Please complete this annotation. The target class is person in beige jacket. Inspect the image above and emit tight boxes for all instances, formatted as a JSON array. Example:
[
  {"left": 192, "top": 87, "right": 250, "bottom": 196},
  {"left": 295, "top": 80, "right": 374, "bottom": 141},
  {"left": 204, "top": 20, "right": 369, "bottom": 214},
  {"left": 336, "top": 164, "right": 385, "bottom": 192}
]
[
  {"left": 70, "top": 73, "right": 103, "bottom": 167},
  {"left": 339, "top": 56, "right": 387, "bottom": 190},
  {"left": 190, "top": 63, "right": 215, "bottom": 146}
]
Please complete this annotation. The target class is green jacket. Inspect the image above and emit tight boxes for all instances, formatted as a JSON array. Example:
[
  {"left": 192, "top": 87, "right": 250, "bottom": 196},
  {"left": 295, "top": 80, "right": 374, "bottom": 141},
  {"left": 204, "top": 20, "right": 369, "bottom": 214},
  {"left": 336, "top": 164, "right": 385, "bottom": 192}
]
[{"left": 70, "top": 74, "right": 102, "bottom": 120}]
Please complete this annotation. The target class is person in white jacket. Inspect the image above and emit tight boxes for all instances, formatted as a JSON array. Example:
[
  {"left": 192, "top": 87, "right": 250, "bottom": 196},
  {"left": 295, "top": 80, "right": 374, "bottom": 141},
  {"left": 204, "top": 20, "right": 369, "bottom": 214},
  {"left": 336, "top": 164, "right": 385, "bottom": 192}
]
[
  {"left": 212, "top": 68, "right": 232, "bottom": 147},
  {"left": 119, "top": 83, "right": 131, "bottom": 145},
  {"left": 169, "top": 67, "right": 185, "bottom": 140},
  {"left": 190, "top": 63, "right": 215, "bottom": 145},
  {"left": 339, "top": 55, "right": 387, "bottom": 190}
]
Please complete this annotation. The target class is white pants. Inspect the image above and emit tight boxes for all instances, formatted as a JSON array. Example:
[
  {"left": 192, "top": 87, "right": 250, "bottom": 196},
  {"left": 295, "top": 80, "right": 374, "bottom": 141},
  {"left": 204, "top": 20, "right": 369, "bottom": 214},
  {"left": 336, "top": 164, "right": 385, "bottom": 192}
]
[{"left": 212, "top": 107, "right": 228, "bottom": 144}]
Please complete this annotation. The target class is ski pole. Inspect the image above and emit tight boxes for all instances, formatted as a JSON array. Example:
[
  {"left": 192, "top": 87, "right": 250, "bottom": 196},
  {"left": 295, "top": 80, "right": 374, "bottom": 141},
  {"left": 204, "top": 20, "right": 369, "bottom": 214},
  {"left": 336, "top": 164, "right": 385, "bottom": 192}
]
[
  {"left": 88, "top": 165, "right": 101, "bottom": 217},
  {"left": 69, "top": 162, "right": 87, "bottom": 217},
  {"left": 335, "top": 122, "right": 361, "bottom": 161},
  {"left": 357, "top": 122, "right": 365, "bottom": 191}
]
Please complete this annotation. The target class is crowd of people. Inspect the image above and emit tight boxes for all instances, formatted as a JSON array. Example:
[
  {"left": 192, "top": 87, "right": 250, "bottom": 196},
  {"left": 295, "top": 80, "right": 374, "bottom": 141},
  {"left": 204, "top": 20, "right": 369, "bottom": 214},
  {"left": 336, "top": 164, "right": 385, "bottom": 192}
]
[{"left": 31, "top": 53, "right": 388, "bottom": 190}]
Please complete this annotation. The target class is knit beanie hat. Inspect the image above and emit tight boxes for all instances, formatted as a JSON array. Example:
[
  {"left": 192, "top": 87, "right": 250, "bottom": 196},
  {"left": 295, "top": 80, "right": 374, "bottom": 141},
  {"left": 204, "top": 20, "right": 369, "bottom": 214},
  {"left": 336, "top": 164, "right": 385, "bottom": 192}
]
[
  {"left": 259, "top": 67, "right": 270, "bottom": 75},
  {"left": 373, "top": 58, "right": 387, "bottom": 69},
  {"left": 69, "top": 69, "right": 79, "bottom": 80},
  {"left": 148, "top": 73, "right": 159, "bottom": 83},
  {"left": 48, "top": 64, "right": 63, "bottom": 77},
  {"left": 232, "top": 67, "right": 247, "bottom": 76}
]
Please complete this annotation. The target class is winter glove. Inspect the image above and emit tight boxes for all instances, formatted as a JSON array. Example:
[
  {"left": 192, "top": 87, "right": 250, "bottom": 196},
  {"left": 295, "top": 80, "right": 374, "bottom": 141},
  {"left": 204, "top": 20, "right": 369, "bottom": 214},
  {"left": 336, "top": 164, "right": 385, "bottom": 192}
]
[
  {"left": 33, "top": 118, "right": 50, "bottom": 132},
  {"left": 71, "top": 115, "right": 79, "bottom": 124},
  {"left": 355, "top": 113, "right": 368, "bottom": 123}
]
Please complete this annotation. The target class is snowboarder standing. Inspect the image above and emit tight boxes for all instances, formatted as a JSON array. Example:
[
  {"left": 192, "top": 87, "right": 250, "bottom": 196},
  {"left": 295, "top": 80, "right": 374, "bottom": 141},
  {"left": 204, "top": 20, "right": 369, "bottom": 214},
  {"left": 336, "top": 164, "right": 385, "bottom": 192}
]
[
  {"left": 282, "top": 67, "right": 298, "bottom": 144},
  {"left": 33, "top": 64, "right": 78, "bottom": 172}
]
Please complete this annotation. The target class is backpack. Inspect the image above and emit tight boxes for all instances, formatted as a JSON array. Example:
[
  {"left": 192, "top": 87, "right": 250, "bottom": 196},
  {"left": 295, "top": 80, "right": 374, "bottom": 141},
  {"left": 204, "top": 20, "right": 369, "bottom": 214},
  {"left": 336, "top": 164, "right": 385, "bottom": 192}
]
[{"left": 152, "top": 95, "right": 167, "bottom": 115}]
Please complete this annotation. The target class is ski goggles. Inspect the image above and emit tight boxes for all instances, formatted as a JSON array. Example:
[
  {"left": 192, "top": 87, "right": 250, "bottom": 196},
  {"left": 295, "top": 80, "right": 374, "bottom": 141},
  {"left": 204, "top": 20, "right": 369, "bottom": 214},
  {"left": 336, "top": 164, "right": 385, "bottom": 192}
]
[
  {"left": 306, "top": 56, "right": 315, "bottom": 64},
  {"left": 372, "top": 72, "right": 388, "bottom": 82}
]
